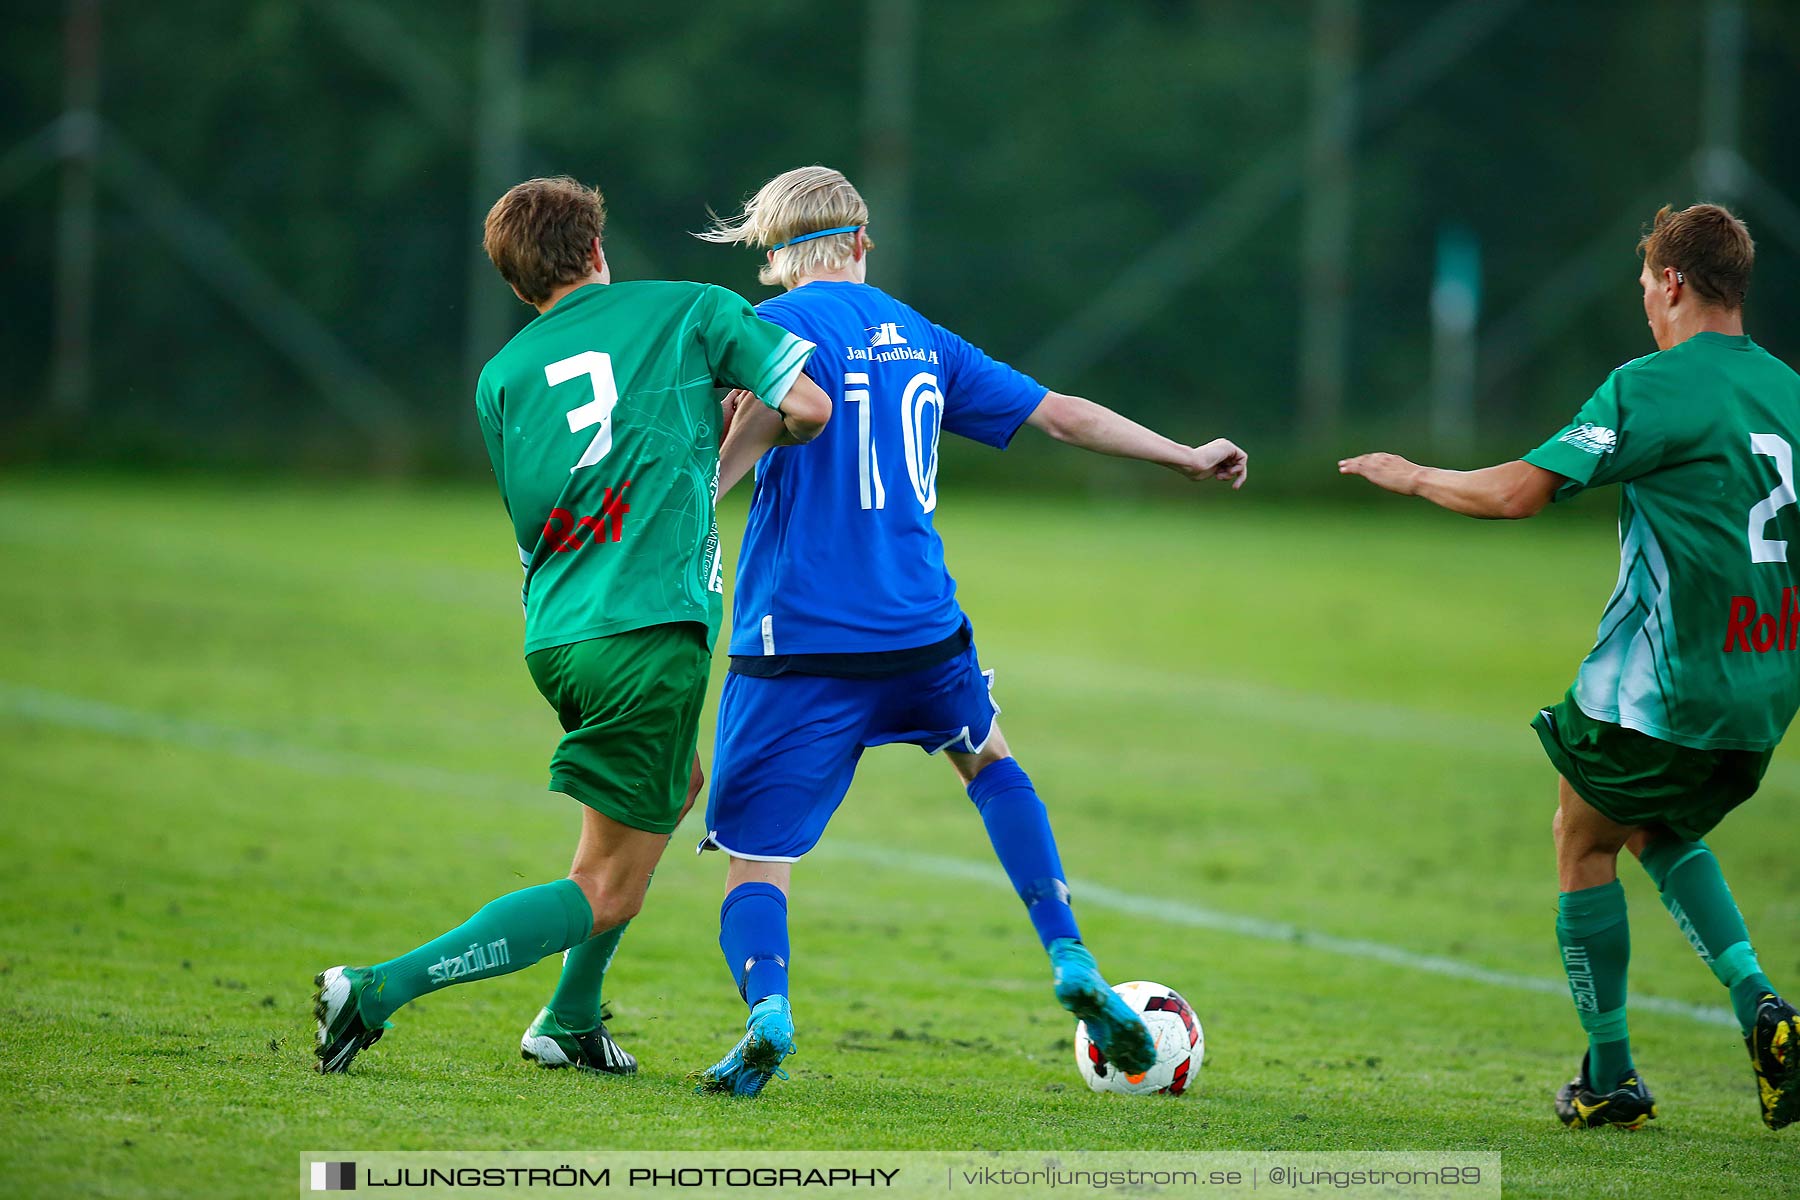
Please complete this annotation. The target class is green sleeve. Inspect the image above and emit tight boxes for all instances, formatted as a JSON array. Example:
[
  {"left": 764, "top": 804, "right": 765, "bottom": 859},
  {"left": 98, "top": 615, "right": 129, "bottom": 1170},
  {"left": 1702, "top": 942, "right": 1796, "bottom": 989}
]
[
  {"left": 474, "top": 373, "right": 510, "bottom": 518},
  {"left": 695, "top": 285, "right": 816, "bottom": 411},
  {"left": 1522, "top": 366, "right": 1667, "bottom": 500},
  {"left": 475, "top": 374, "right": 528, "bottom": 608}
]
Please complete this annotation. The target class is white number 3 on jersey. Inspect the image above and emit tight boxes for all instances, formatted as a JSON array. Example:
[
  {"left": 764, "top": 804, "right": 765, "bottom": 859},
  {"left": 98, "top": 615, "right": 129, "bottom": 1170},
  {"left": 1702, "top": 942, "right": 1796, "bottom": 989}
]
[{"left": 546, "top": 351, "right": 620, "bottom": 474}]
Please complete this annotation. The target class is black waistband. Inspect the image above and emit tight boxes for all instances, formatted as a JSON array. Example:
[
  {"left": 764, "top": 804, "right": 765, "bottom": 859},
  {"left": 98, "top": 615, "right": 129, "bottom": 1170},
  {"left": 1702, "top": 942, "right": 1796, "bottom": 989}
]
[{"left": 728, "top": 623, "right": 970, "bottom": 680}]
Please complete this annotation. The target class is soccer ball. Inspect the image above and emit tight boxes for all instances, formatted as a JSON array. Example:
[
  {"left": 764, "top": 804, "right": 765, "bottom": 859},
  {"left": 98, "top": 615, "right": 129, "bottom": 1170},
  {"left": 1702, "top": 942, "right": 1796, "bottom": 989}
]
[{"left": 1074, "top": 980, "right": 1203, "bottom": 1096}]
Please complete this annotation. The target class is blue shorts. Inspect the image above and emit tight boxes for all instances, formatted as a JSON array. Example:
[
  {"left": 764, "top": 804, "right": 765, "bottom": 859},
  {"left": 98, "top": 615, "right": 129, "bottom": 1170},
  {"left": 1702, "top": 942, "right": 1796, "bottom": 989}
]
[{"left": 700, "top": 641, "right": 1000, "bottom": 862}]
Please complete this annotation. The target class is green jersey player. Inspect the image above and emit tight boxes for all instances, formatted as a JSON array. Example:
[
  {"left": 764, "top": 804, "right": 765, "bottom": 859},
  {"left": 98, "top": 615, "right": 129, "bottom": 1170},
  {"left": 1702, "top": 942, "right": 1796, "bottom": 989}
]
[
  {"left": 1342, "top": 203, "right": 1799, "bottom": 1132},
  {"left": 313, "top": 176, "right": 831, "bottom": 1075}
]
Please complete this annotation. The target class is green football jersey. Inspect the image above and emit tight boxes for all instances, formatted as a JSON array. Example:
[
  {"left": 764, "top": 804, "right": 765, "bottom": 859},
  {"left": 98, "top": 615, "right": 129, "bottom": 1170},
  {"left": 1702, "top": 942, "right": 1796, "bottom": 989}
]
[
  {"left": 1524, "top": 332, "right": 1800, "bottom": 751},
  {"left": 475, "top": 281, "right": 815, "bottom": 655}
]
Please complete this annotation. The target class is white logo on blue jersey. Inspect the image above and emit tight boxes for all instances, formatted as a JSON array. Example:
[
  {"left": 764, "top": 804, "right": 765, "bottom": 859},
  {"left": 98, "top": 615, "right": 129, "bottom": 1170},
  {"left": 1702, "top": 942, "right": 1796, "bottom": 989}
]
[{"left": 731, "top": 283, "right": 1046, "bottom": 657}]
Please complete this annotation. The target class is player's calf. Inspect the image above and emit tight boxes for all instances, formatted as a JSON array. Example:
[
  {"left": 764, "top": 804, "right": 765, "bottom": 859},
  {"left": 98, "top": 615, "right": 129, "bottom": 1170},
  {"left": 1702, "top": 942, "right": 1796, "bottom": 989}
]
[{"left": 961, "top": 756, "right": 1083, "bottom": 952}]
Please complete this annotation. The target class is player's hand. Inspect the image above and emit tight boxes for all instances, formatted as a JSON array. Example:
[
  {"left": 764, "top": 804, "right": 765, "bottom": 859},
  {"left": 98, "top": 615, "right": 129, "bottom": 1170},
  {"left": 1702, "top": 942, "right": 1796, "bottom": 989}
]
[
  {"left": 720, "top": 389, "right": 758, "bottom": 446},
  {"left": 1338, "top": 452, "right": 1422, "bottom": 496},
  {"left": 1182, "top": 438, "right": 1248, "bottom": 488}
]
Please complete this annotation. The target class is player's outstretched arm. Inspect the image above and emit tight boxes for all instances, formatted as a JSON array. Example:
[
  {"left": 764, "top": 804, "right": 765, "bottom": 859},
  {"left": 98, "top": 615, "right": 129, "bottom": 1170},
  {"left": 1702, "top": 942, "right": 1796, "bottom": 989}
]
[
  {"left": 717, "top": 376, "right": 832, "bottom": 497},
  {"left": 1337, "top": 453, "right": 1562, "bottom": 520},
  {"left": 1026, "top": 391, "right": 1248, "bottom": 488}
]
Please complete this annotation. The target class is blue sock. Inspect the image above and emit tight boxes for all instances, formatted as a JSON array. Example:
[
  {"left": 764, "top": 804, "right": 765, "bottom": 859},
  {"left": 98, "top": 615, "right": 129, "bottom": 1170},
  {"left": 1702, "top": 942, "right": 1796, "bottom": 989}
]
[
  {"left": 720, "top": 882, "right": 789, "bottom": 1007},
  {"left": 967, "top": 758, "right": 1081, "bottom": 949}
]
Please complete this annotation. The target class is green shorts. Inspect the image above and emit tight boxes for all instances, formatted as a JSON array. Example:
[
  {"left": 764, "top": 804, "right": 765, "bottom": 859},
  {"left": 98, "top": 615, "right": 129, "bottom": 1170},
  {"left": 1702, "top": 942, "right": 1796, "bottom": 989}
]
[
  {"left": 525, "top": 622, "right": 710, "bottom": 835},
  {"left": 1531, "top": 692, "right": 1773, "bottom": 840}
]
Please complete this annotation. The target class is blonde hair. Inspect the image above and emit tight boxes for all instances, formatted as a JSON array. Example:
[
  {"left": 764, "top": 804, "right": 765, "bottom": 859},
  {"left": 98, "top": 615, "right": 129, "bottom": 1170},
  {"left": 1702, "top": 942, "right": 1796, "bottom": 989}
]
[{"left": 697, "top": 165, "right": 872, "bottom": 289}]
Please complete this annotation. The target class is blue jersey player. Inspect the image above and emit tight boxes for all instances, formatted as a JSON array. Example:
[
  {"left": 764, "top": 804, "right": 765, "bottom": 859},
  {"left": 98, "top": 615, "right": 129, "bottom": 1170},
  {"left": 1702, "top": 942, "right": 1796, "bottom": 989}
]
[{"left": 692, "top": 166, "right": 1248, "bottom": 1096}]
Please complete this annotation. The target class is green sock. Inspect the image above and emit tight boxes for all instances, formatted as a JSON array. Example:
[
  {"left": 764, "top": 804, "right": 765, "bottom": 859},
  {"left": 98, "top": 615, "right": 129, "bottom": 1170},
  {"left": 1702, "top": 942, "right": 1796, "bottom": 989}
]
[
  {"left": 1640, "top": 836, "right": 1776, "bottom": 1033},
  {"left": 1556, "top": 880, "right": 1634, "bottom": 1086},
  {"left": 360, "top": 879, "right": 593, "bottom": 1026},
  {"left": 548, "top": 919, "right": 629, "bottom": 1031}
]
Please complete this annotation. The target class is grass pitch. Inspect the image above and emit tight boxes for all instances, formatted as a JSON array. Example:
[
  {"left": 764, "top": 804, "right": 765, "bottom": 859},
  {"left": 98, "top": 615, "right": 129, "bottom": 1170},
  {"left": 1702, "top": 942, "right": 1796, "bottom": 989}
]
[{"left": 1, "top": 473, "right": 1796, "bottom": 1198}]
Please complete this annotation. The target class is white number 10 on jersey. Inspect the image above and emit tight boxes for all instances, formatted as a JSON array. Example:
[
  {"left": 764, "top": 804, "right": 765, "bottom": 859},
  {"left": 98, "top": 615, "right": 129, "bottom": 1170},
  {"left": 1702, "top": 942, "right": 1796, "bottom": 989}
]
[{"left": 844, "top": 369, "right": 943, "bottom": 513}]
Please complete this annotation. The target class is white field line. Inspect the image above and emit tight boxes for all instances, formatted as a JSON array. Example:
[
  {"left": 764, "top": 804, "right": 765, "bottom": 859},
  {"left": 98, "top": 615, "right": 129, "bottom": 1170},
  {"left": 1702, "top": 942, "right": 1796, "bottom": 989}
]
[
  {"left": 0, "top": 681, "right": 1739, "bottom": 1030},
  {"left": 823, "top": 843, "right": 1735, "bottom": 1028},
  {"left": 1018, "top": 652, "right": 1800, "bottom": 792}
]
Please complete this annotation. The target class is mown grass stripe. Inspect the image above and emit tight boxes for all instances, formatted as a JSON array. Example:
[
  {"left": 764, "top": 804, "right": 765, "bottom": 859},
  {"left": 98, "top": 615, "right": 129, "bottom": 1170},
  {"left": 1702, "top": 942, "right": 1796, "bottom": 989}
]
[{"left": 0, "top": 680, "right": 1737, "bottom": 1030}]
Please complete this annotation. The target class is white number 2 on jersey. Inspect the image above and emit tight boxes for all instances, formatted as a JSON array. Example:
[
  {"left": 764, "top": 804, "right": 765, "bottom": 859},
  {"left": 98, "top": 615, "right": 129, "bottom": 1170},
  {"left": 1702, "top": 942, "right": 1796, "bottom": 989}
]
[
  {"left": 1748, "top": 433, "right": 1797, "bottom": 564},
  {"left": 545, "top": 351, "right": 619, "bottom": 474}
]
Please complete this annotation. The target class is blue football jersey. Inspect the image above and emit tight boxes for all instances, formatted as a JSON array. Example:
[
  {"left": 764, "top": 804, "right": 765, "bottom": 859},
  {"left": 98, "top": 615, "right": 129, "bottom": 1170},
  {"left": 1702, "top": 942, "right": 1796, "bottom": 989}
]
[{"left": 729, "top": 281, "right": 1047, "bottom": 657}]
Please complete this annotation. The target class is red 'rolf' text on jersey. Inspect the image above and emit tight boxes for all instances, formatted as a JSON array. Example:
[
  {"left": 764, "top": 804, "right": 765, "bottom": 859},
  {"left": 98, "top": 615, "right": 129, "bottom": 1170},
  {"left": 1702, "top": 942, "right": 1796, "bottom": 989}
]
[
  {"left": 1723, "top": 587, "right": 1800, "bottom": 653},
  {"left": 544, "top": 483, "right": 631, "bottom": 554}
]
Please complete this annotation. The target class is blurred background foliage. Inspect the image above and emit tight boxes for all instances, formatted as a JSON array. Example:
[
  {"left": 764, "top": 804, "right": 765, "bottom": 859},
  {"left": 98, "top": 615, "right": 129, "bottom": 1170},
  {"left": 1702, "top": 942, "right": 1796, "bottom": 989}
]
[{"left": 4, "top": 0, "right": 1799, "bottom": 488}]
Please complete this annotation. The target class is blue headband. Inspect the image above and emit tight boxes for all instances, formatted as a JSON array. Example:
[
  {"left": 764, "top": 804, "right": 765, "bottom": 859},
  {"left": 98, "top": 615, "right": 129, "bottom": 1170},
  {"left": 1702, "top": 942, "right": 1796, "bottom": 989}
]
[{"left": 769, "top": 225, "right": 861, "bottom": 252}]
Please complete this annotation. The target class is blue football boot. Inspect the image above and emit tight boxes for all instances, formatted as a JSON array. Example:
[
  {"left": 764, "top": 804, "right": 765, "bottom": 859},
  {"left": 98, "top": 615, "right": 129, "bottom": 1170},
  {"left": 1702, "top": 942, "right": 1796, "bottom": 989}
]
[
  {"left": 1050, "top": 939, "right": 1157, "bottom": 1075},
  {"left": 693, "top": 996, "right": 796, "bottom": 1098}
]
